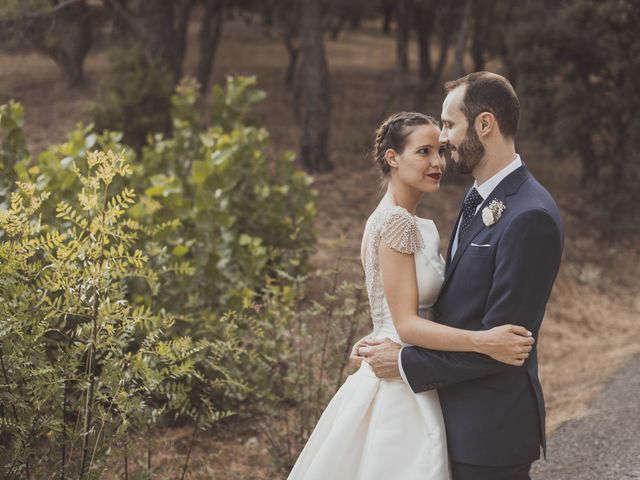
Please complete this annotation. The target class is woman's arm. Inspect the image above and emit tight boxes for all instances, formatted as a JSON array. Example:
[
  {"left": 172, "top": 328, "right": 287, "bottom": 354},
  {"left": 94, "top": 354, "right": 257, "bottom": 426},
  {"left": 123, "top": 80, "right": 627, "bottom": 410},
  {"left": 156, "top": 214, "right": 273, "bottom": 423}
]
[{"left": 379, "top": 243, "right": 533, "bottom": 365}]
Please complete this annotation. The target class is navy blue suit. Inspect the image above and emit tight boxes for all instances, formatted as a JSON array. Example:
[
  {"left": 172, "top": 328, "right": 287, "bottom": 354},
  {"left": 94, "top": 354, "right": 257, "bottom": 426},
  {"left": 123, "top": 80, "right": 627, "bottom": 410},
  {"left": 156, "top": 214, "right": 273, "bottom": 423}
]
[{"left": 401, "top": 165, "right": 564, "bottom": 473}]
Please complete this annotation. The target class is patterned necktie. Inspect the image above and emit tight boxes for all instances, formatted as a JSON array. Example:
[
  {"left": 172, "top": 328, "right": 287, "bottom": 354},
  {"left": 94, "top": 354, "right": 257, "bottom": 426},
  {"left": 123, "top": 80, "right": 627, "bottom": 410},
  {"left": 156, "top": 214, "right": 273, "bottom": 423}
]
[{"left": 458, "top": 188, "right": 484, "bottom": 242}]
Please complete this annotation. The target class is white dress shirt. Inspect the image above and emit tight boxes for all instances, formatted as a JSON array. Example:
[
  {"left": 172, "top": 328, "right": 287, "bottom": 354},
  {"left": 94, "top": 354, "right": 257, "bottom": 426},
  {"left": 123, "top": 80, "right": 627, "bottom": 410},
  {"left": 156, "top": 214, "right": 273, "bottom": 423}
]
[{"left": 397, "top": 155, "right": 523, "bottom": 386}]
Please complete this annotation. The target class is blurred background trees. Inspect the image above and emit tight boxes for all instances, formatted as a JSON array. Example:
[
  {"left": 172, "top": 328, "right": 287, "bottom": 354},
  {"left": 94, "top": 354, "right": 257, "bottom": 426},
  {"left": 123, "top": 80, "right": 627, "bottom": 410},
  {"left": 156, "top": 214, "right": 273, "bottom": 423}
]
[
  {"left": 507, "top": 0, "right": 640, "bottom": 223},
  {"left": 2, "top": 0, "right": 637, "bottom": 209}
]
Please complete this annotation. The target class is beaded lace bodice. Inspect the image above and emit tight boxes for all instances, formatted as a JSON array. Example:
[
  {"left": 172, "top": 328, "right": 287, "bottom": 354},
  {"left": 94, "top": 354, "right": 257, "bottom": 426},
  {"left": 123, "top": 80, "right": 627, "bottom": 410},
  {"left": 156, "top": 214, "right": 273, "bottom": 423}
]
[{"left": 363, "top": 205, "right": 445, "bottom": 340}]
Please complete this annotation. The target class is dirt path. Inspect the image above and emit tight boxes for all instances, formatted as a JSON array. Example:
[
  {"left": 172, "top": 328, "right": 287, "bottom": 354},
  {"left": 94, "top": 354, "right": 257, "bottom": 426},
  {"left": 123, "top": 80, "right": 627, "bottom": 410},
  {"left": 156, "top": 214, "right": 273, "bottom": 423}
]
[{"left": 532, "top": 353, "right": 640, "bottom": 479}]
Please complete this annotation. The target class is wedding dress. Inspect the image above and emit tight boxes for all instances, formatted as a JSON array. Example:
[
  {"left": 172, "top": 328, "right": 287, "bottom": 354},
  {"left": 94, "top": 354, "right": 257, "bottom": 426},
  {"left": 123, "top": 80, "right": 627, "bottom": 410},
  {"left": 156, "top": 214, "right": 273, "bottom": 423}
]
[{"left": 287, "top": 205, "right": 451, "bottom": 480}]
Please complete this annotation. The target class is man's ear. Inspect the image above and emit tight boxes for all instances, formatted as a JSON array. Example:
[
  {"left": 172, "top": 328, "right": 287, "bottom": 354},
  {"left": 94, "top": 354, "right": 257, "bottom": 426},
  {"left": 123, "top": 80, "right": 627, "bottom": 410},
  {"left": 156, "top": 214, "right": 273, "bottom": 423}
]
[
  {"left": 385, "top": 149, "right": 398, "bottom": 169},
  {"left": 476, "top": 112, "right": 496, "bottom": 138}
]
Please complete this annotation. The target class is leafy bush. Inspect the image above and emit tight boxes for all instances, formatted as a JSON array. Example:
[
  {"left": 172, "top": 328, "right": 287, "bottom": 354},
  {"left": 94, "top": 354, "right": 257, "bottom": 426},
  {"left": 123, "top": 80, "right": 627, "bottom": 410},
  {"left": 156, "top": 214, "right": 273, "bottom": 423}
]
[
  {"left": 0, "top": 76, "right": 324, "bottom": 475},
  {"left": 91, "top": 45, "right": 175, "bottom": 149},
  {"left": 3, "top": 75, "right": 318, "bottom": 415},
  {"left": 246, "top": 250, "right": 370, "bottom": 475},
  {"left": 0, "top": 100, "right": 28, "bottom": 207},
  {"left": 16, "top": 76, "right": 317, "bottom": 319},
  {"left": 0, "top": 150, "right": 241, "bottom": 478},
  {"left": 136, "top": 76, "right": 317, "bottom": 316}
]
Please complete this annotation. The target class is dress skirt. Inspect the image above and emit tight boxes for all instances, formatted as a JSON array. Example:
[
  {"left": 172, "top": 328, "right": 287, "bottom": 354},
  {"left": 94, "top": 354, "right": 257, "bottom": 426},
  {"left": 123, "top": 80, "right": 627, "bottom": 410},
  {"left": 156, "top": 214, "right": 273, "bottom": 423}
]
[{"left": 287, "top": 360, "right": 451, "bottom": 480}]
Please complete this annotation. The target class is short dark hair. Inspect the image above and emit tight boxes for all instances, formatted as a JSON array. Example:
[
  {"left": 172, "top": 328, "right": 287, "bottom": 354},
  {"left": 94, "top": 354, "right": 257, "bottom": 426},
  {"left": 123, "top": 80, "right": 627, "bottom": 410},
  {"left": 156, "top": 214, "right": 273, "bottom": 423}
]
[{"left": 444, "top": 72, "right": 520, "bottom": 139}]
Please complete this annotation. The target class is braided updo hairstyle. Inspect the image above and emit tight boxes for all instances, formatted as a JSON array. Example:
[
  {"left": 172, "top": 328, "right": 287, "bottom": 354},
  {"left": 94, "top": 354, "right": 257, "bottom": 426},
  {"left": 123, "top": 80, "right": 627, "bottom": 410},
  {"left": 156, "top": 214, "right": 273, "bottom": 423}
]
[{"left": 373, "top": 112, "right": 439, "bottom": 178}]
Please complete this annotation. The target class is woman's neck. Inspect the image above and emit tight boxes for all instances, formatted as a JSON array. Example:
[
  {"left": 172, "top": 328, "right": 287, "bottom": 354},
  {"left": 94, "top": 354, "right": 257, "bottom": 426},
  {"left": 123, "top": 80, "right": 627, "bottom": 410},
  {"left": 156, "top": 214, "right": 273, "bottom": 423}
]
[{"left": 383, "top": 183, "right": 422, "bottom": 215}]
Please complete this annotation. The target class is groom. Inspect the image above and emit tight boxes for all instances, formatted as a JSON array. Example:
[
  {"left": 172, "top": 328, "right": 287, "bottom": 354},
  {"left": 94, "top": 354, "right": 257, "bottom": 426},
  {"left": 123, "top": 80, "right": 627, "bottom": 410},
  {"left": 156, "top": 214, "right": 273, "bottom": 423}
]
[{"left": 360, "top": 72, "right": 564, "bottom": 480}]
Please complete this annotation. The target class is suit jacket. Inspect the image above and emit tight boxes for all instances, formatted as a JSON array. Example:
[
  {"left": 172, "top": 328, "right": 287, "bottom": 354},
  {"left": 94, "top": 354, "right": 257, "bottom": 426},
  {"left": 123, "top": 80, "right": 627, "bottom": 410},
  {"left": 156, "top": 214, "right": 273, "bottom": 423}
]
[{"left": 401, "top": 165, "right": 564, "bottom": 466}]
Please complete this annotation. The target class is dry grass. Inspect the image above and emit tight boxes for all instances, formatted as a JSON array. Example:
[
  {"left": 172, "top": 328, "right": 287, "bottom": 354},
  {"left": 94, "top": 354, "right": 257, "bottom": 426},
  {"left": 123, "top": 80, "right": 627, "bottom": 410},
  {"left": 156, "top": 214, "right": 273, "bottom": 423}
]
[{"left": 1, "top": 16, "right": 638, "bottom": 479}]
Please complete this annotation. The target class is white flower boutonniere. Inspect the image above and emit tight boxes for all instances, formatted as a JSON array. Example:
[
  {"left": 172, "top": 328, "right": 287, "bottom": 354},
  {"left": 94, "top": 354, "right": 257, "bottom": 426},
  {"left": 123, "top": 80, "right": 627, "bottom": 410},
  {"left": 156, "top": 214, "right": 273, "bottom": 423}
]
[{"left": 482, "top": 199, "right": 506, "bottom": 227}]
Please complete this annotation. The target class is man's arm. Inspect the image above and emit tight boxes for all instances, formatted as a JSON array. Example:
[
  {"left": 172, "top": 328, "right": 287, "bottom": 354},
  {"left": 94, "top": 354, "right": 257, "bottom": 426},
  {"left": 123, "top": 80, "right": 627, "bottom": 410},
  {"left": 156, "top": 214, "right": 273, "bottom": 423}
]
[{"left": 401, "top": 208, "right": 563, "bottom": 393}]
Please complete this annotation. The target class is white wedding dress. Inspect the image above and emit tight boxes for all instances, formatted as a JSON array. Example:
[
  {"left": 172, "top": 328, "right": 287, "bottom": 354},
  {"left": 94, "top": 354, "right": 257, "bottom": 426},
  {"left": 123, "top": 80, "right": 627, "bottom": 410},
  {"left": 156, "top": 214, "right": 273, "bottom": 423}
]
[{"left": 288, "top": 205, "right": 451, "bottom": 480}]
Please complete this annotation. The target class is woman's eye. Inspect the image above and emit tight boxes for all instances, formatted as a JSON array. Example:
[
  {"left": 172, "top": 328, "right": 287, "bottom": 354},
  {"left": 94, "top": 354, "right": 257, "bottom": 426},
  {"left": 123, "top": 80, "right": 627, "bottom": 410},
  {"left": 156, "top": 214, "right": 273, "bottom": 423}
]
[{"left": 438, "top": 147, "right": 446, "bottom": 157}]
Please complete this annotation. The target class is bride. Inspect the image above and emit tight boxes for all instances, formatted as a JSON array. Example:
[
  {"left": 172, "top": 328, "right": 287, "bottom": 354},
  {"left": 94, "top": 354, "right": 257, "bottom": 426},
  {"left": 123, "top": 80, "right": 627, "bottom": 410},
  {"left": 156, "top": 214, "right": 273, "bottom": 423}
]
[{"left": 287, "top": 112, "right": 534, "bottom": 480}]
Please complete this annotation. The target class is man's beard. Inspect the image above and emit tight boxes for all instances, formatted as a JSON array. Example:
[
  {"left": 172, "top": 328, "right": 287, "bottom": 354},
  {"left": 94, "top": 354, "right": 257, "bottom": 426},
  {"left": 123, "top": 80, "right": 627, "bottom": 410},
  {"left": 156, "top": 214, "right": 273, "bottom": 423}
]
[{"left": 449, "top": 125, "right": 485, "bottom": 174}]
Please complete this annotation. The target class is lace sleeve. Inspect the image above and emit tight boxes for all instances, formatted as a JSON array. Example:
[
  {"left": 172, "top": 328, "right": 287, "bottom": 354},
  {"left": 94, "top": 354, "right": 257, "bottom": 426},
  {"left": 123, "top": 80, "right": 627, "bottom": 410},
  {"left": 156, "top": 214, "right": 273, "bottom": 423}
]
[{"left": 380, "top": 207, "right": 424, "bottom": 255}]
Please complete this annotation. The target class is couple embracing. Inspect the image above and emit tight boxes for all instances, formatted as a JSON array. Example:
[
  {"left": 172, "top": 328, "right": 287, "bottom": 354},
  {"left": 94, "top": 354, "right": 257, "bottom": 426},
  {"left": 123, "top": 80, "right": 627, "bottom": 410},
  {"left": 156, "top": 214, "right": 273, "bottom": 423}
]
[{"left": 288, "top": 72, "right": 564, "bottom": 480}]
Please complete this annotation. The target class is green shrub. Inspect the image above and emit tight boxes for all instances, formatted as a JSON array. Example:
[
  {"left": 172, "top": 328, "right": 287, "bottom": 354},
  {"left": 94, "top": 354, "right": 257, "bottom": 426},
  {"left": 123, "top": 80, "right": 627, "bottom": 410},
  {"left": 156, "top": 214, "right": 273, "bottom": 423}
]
[
  {"left": 16, "top": 76, "right": 317, "bottom": 319},
  {"left": 0, "top": 100, "right": 28, "bottom": 208},
  {"left": 246, "top": 250, "right": 370, "bottom": 475},
  {"left": 91, "top": 45, "right": 174, "bottom": 149},
  {"left": 0, "top": 150, "right": 242, "bottom": 478},
  {"left": 3, "top": 75, "right": 318, "bottom": 416},
  {"left": 0, "top": 76, "right": 323, "bottom": 474},
  {"left": 136, "top": 76, "right": 317, "bottom": 316}
]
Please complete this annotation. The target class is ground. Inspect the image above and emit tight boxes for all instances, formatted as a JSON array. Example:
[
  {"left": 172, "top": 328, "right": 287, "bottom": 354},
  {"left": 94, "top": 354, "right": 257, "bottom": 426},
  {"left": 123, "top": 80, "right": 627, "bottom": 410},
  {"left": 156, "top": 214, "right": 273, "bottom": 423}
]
[
  {"left": 1, "top": 16, "right": 638, "bottom": 479},
  {"left": 532, "top": 351, "right": 640, "bottom": 479}
]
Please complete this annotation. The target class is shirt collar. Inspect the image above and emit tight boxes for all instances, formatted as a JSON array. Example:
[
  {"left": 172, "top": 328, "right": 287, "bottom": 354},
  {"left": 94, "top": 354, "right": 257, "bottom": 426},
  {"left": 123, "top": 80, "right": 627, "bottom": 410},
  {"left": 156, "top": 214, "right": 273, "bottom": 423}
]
[{"left": 474, "top": 154, "right": 523, "bottom": 200}]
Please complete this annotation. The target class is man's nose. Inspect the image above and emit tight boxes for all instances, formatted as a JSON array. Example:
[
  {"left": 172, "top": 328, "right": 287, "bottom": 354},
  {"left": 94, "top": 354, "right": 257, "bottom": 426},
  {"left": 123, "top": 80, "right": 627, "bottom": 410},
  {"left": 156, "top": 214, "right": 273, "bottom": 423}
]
[{"left": 439, "top": 130, "right": 448, "bottom": 143}]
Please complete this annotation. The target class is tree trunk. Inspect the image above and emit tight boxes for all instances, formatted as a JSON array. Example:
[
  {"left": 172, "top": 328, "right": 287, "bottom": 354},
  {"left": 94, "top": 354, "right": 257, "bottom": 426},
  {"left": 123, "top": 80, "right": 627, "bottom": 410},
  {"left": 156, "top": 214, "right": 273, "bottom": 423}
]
[
  {"left": 35, "top": 1, "right": 92, "bottom": 86},
  {"left": 434, "top": 1, "right": 458, "bottom": 81},
  {"left": 174, "top": 0, "right": 197, "bottom": 77},
  {"left": 135, "top": 0, "right": 194, "bottom": 83},
  {"left": 381, "top": 0, "right": 394, "bottom": 34},
  {"left": 329, "top": 13, "right": 347, "bottom": 40},
  {"left": 348, "top": 9, "right": 362, "bottom": 29},
  {"left": 414, "top": 1, "right": 434, "bottom": 82},
  {"left": 285, "top": 37, "right": 300, "bottom": 91},
  {"left": 396, "top": 0, "right": 409, "bottom": 72},
  {"left": 413, "top": 1, "right": 433, "bottom": 109},
  {"left": 262, "top": 0, "right": 275, "bottom": 26},
  {"left": 137, "top": 0, "right": 179, "bottom": 79},
  {"left": 297, "top": 0, "right": 332, "bottom": 173},
  {"left": 283, "top": 1, "right": 301, "bottom": 89},
  {"left": 470, "top": 0, "right": 494, "bottom": 71},
  {"left": 105, "top": 0, "right": 131, "bottom": 38},
  {"left": 498, "top": 0, "right": 517, "bottom": 84},
  {"left": 452, "top": 0, "right": 472, "bottom": 79},
  {"left": 197, "top": 0, "right": 225, "bottom": 93},
  {"left": 577, "top": 133, "right": 599, "bottom": 189},
  {"left": 414, "top": 2, "right": 455, "bottom": 108}
]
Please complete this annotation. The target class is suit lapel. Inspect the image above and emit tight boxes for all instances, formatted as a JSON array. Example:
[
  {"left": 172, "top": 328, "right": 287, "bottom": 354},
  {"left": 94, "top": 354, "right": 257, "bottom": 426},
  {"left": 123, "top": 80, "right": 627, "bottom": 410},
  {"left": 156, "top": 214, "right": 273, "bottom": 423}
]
[
  {"left": 441, "top": 165, "right": 531, "bottom": 292},
  {"left": 445, "top": 192, "right": 467, "bottom": 266}
]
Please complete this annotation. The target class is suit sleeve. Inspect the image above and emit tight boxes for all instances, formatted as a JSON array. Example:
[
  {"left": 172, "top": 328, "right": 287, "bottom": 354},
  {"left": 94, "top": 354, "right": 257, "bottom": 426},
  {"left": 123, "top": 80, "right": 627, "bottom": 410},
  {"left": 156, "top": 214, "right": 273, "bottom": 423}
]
[{"left": 401, "top": 208, "right": 563, "bottom": 393}]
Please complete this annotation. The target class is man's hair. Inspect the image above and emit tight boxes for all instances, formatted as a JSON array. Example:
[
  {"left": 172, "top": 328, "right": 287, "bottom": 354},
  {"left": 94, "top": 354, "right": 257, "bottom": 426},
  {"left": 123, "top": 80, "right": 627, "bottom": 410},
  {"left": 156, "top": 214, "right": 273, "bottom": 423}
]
[{"left": 445, "top": 71, "right": 520, "bottom": 139}]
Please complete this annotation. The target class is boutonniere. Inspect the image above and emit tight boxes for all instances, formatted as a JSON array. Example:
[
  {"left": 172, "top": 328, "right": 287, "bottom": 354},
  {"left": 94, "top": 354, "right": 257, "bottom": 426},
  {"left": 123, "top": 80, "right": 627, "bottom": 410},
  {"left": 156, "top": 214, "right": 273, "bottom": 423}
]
[{"left": 482, "top": 199, "right": 506, "bottom": 226}]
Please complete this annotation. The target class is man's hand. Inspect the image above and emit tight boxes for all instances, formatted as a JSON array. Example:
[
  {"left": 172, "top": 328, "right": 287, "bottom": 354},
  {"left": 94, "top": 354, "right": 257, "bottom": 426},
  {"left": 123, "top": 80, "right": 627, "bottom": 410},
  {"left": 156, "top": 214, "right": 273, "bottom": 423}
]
[{"left": 358, "top": 338, "right": 402, "bottom": 379}]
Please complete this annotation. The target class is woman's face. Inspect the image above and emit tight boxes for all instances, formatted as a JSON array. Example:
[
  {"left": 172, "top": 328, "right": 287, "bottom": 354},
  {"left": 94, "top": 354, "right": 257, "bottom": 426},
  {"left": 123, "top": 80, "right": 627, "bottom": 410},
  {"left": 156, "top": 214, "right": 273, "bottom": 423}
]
[{"left": 389, "top": 124, "right": 446, "bottom": 194}]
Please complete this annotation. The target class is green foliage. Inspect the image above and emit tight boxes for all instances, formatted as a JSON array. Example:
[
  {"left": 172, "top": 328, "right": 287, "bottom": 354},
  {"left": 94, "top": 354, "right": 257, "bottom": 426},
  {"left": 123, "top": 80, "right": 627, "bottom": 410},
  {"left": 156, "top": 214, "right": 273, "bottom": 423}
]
[
  {"left": 3, "top": 75, "right": 317, "bottom": 422},
  {"left": 0, "top": 150, "right": 241, "bottom": 478},
  {"left": 210, "top": 75, "right": 267, "bottom": 130},
  {"left": 0, "top": 75, "right": 322, "bottom": 474},
  {"left": 508, "top": 0, "right": 640, "bottom": 223},
  {"left": 134, "top": 75, "right": 317, "bottom": 315},
  {"left": 91, "top": 45, "right": 175, "bottom": 149},
  {"left": 13, "top": 125, "right": 130, "bottom": 221},
  {"left": 0, "top": 100, "right": 28, "bottom": 207},
  {"left": 15, "top": 75, "right": 317, "bottom": 319},
  {"left": 246, "top": 249, "right": 370, "bottom": 474}
]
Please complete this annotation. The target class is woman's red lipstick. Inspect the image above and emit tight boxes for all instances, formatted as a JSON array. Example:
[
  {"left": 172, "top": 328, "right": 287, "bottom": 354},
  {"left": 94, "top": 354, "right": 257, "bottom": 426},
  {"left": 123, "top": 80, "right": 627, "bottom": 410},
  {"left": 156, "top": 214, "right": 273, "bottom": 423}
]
[{"left": 427, "top": 173, "right": 442, "bottom": 181}]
